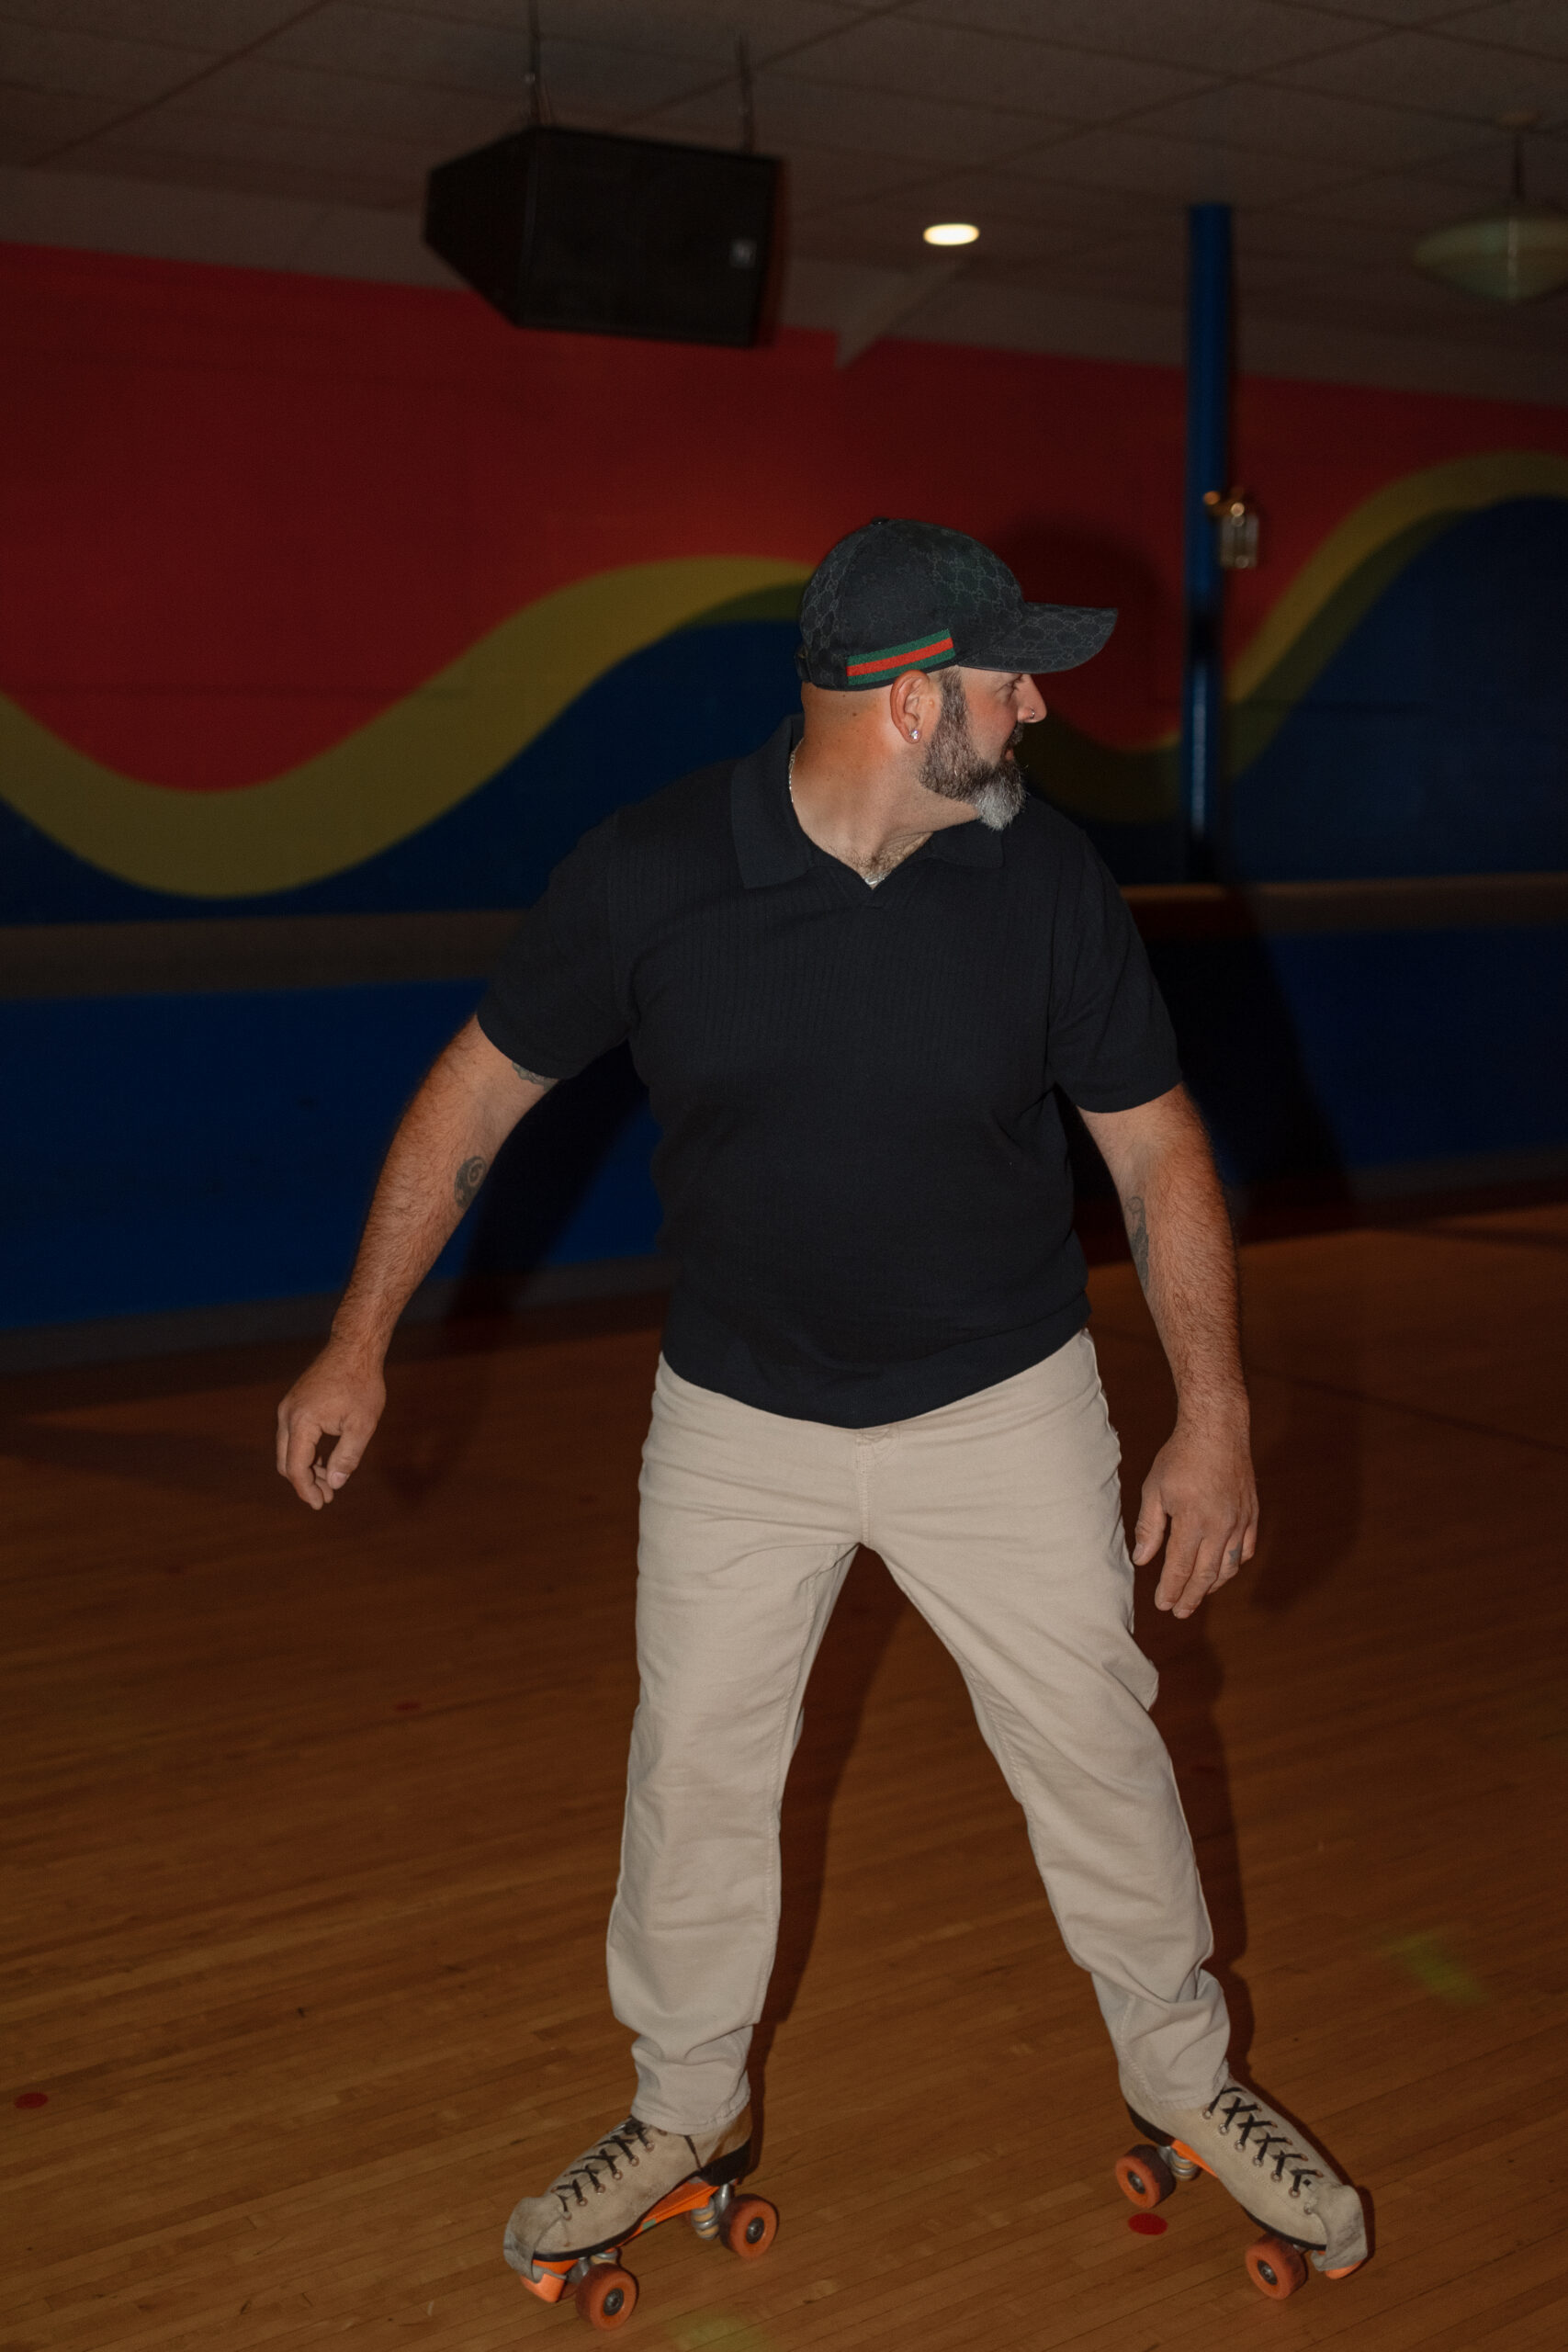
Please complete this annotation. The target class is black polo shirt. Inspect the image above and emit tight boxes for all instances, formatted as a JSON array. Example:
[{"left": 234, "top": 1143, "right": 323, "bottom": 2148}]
[{"left": 478, "top": 716, "right": 1179, "bottom": 1426}]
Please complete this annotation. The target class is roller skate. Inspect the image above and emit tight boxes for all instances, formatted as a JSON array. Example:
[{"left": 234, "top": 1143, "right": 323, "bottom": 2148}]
[
  {"left": 503, "top": 2107, "right": 777, "bottom": 2331},
  {"left": 1113, "top": 2080, "right": 1368, "bottom": 2301}
]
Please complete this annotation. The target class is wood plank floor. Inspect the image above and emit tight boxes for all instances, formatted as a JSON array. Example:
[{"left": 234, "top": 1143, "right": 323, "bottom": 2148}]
[{"left": 4, "top": 1205, "right": 1567, "bottom": 2352}]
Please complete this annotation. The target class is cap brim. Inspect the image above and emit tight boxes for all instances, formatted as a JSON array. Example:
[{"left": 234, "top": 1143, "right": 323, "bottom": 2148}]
[{"left": 963, "top": 602, "right": 1117, "bottom": 674}]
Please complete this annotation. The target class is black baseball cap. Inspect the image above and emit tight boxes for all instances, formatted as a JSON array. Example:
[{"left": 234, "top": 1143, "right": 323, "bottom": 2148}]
[{"left": 796, "top": 517, "right": 1116, "bottom": 691}]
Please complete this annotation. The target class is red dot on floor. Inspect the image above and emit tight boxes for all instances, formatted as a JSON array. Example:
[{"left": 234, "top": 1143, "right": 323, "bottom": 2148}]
[
  {"left": 1128, "top": 2212, "right": 1168, "bottom": 2235},
  {"left": 394, "top": 1700, "right": 423, "bottom": 1713},
  {"left": 15, "top": 2091, "right": 49, "bottom": 2109}
]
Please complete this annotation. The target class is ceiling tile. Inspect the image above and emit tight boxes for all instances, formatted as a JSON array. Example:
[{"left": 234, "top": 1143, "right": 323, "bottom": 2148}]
[
  {"left": 386, "top": 0, "right": 868, "bottom": 73},
  {"left": 0, "top": 3, "right": 297, "bottom": 41},
  {"left": 627, "top": 84, "right": 754, "bottom": 145},
  {"left": 263, "top": 0, "right": 861, "bottom": 92},
  {"left": 261, "top": 4, "right": 531, "bottom": 88},
  {"left": 505, "top": 36, "right": 724, "bottom": 122},
  {"left": 798, "top": 13, "right": 1215, "bottom": 119},
  {"left": 655, "top": 65, "right": 1056, "bottom": 164},
  {"left": 1010, "top": 124, "right": 1355, "bottom": 204},
  {"left": 86, "top": 99, "right": 433, "bottom": 192},
  {"left": 1027, "top": 243, "right": 1190, "bottom": 304},
  {"left": 1300, "top": 257, "right": 1550, "bottom": 334},
  {"left": 0, "top": 85, "right": 127, "bottom": 164},
  {"left": 1445, "top": 0, "right": 1568, "bottom": 59},
  {"left": 783, "top": 143, "right": 939, "bottom": 217},
  {"left": 1267, "top": 28, "right": 1568, "bottom": 119},
  {"left": 1291, "top": 1, "right": 1490, "bottom": 20},
  {"left": 265, "top": 11, "right": 740, "bottom": 123},
  {"left": 897, "top": 165, "right": 1169, "bottom": 236},
  {"left": 793, "top": 190, "right": 1083, "bottom": 271},
  {"left": 0, "top": 20, "right": 212, "bottom": 100},
  {"left": 1424, "top": 125, "right": 1568, "bottom": 198},
  {"left": 1129, "top": 80, "right": 1487, "bottom": 166},
  {"left": 6, "top": 0, "right": 1564, "bottom": 373},
  {"left": 902, "top": 1, "right": 1371, "bottom": 78},
  {"left": 544, "top": 0, "right": 868, "bottom": 67},
  {"left": 150, "top": 56, "right": 513, "bottom": 152},
  {"left": 78, "top": 133, "right": 415, "bottom": 209},
  {"left": 1236, "top": 204, "right": 1428, "bottom": 266}
]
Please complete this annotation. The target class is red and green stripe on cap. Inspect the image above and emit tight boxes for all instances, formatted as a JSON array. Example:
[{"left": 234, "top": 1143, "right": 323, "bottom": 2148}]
[{"left": 844, "top": 629, "right": 956, "bottom": 681}]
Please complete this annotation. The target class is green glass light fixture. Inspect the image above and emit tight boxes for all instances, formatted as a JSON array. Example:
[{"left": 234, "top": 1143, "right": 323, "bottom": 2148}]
[{"left": 1414, "top": 119, "right": 1568, "bottom": 304}]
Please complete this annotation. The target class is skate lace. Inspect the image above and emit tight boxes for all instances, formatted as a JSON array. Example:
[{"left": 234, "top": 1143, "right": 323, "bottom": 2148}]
[
  {"left": 555, "top": 2117, "right": 655, "bottom": 2211},
  {"left": 1203, "top": 2086, "right": 1322, "bottom": 2199}
]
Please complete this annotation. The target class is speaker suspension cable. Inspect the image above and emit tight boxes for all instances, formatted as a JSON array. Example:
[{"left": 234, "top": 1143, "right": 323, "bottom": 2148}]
[{"left": 736, "top": 34, "right": 756, "bottom": 154}]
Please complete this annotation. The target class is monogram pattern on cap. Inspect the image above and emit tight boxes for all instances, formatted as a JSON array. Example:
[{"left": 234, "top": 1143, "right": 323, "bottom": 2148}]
[{"left": 799, "top": 518, "right": 1115, "bottom": 684}]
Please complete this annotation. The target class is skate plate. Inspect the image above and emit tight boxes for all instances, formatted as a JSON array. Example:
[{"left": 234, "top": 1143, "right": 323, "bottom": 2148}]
[{"left": 518, "top": 2151, "right": 777, "bottom": 2331}]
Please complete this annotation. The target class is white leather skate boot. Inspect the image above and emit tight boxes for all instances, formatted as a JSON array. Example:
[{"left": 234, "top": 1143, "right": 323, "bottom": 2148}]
[
  {"left": 503, "top": 2107, "right": 753, "bottom": 2276},
  {"left": 1117, "top": 2081, "right": 1368, "bottom": 2298}
]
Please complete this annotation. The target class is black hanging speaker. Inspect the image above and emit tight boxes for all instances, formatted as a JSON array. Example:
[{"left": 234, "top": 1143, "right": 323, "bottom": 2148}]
[{"left": 423, "top": 124, "right": 781, "bottom": 348}]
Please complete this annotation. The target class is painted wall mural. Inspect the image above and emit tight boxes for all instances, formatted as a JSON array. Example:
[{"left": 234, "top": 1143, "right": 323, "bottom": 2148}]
[
  {"left": 5, "top": 243, "right": 1568, "bottom": 922},
  {"left": 3, "top": 243, "right": 1565, "bottom": 1336}
]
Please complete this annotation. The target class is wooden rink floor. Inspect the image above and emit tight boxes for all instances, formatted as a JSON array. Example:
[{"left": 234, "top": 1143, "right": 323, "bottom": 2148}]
[{"left": 4, "top": 1204, "right": 1567, "bottom": 2352}]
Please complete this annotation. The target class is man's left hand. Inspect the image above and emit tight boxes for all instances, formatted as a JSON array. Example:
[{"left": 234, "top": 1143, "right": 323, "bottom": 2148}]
[{"left": 1132, "top": 1412, "right": 1258, "bottom": 1618}]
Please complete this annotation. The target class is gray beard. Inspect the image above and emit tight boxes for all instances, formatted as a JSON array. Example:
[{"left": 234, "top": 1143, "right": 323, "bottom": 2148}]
[{"left": 918, "top": 690, "right": 1027, "bottom": 832}]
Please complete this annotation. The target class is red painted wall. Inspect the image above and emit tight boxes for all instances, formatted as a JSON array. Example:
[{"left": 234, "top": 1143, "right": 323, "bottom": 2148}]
[{"left": 4, "top": 239, "right": 1566, "bottom": 790}]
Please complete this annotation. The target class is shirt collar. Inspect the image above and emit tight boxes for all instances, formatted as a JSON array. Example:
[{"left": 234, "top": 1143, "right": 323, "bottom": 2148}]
[{"left": 730, "top": 715, "right": 1005, "bottom": 888}]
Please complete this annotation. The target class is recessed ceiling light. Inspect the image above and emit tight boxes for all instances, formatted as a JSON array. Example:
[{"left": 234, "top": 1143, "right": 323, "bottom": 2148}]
[{"left": 922, "top": 221, "right": 979, "bottom": 247}]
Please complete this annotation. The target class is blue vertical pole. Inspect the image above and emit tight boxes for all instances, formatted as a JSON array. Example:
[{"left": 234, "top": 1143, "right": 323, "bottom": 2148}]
[{"left": 1181, "top": 202, "right": 1232, "bottom": 878}]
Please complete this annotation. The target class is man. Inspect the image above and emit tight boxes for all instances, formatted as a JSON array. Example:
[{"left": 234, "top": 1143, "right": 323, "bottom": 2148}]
[{"left": 277, "top": 520, "right": 1367, "bottom": 2299}]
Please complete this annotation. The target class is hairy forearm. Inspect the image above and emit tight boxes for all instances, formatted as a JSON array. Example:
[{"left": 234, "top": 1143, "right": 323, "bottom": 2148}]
[
  {"left": 1126, "top": 1160, "right": 1246, "bottom": 1426},
  {"left": 331, "top": 1018, "right": 554, "bottom": 1361},
  {"left": 1079, "top": 1085, "right": 1256, "bottom": 1612},
  {"left": 1086, "top": 1088, "right": 1247, "bottom": 1428}
]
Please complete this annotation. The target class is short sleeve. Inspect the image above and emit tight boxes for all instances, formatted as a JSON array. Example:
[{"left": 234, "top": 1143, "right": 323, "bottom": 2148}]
[
  {"left": 476, "top": 816, "right": 629, "bottom": 1080},
  {"left": 1045, "top": 833, "right": 1181, "bottom": 1111}
]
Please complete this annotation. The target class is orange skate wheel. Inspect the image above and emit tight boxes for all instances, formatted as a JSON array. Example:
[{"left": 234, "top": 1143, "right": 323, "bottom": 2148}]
[
  {"left": 575, "top": 2263, "right": 638, "bottom": 2330},
  {"left": 1114, "top": 2145, "right": 1176, "bottom": 2209},
  {"left": 1245, "top": 2235, "right": 1308, "bottom": 2300},
  {"left": 721, "top": 2195, "right": 778, "bottom": 2260}
]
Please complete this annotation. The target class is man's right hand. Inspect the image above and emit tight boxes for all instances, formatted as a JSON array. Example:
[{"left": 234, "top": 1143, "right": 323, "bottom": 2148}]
[{"left": 276, "top": 1337, "right": 388, "bottom": 1510}]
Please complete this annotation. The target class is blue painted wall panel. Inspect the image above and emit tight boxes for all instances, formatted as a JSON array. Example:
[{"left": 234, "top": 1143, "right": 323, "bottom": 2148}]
[
  {"left": 0, "top": 984, "right": 661, "bottom": 1329},
  {"left": 1149, "top": 923, "right": 1568, "bottom": 1190},
  {"left": 1266, "top": 926, "right": 1568, "bottom": 1168},
  {"left": 1231, "top": 502, "right": 1568, "bottom": 880},
  {"left": 5, "top": 925, "right": 1563, "bottom": 1332}
]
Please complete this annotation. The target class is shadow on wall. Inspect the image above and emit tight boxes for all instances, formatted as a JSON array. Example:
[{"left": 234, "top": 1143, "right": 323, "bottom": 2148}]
[
  {"left": 1145, "top": 933, "right": 1348, "bottom": 1204},
  {"left": 450, "top": 1044, "right": 661, "bottom": 1295},
  {"left": 1029, "top": 496, "right": 1568, "bottom": 887},
  {"left": 993, "top": 514, "right": 1180, "bottom": 761}
]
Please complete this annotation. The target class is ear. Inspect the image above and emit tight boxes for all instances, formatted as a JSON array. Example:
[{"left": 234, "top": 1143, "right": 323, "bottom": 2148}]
[{"left": 887, "top": 668, "right": 940, "bottom": 745}]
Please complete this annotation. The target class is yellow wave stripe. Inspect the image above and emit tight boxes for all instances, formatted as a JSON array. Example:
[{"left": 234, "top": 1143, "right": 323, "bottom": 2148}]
[
  {"left": 1233, "top": 448, "right": 1568, "bottom": 704},
  {"left": 1023, "top": 449, "right": 1568, "bottom": 823},
  {"left": 0, "top": 557, "right": 809, "bottom": 899},
  {"left": 1135, "top": 449, "right": 1568, "bottom": 753},
  {"left": 4, "top": 450, "right": 1566, "bottom": 892}
]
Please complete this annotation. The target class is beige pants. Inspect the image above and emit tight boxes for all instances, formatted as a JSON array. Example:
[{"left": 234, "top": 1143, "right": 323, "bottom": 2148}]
[{"left": 607, "top": 1334, "right": 1231, "bottom": 2135}]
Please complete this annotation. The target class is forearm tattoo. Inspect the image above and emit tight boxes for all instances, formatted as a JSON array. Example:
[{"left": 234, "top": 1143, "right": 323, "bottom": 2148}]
[
  {"left": 1125, "top": 1193, "right": 1150, "bottom": 1290},
  {"left": 454, "top": 1155, "right": 487, "bottom": 1210},
  {"left": 512, "top": 1061, "right": 557, "bottom": 1091}
]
